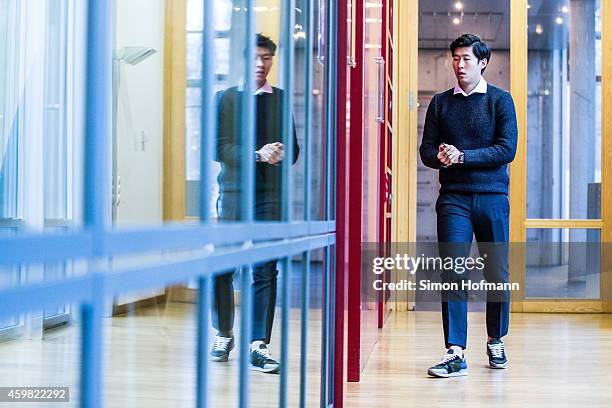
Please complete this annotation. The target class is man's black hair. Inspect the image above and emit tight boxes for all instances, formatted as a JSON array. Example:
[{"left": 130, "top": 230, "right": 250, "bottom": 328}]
[
  {"left": 257, "top": 33, "right": 277, "bottom": 55},
  {"left": 450, "top": 33, "right": 491, "bottom": 73}
]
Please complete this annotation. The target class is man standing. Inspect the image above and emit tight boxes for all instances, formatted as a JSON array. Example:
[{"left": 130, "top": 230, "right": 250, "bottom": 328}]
[
  {"left": 211, "top": 33, "right": 299, "bottom": 374},
  {"left": 419, "top": 34, "right": 517, "bottom": 378}
]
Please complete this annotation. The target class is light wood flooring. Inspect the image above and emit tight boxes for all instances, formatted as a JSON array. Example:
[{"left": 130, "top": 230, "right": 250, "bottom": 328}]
[
  {"left": 0, "top": 303, "right": 322, "bottom": 407},
  {"left": 345, "top": 310, "right": 612, "bottom": 408},
  {"left": 1, "top": 304, "right": 612, "bottom": 407}
]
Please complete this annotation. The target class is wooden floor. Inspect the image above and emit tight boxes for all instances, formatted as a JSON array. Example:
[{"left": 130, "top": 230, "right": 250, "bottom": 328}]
[
  {"left": 0, "top": 303, "right": 323, "bottom": 407},
  {"left": 345, "top": 311, "right": 612, "bottom": 408},
  {"left": 1, "top": 304, "right": 612, "bottom": 407}
]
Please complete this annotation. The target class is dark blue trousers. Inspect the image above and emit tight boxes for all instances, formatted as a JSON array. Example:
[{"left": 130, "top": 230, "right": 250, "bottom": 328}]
[
  {"left": 212, "top": 193, "right": 280, "bottom": 343},
  {"left": 436, "top": 192, "right": 510, "bottom": 349}
]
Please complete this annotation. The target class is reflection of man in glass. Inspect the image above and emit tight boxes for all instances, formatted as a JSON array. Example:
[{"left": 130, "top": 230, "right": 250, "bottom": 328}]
[
  {"left": 419, "top": 34, "right": 517, "bottom": 378},
  {"left": 211, "top": 33, "right": 299, "bottom": 374}
]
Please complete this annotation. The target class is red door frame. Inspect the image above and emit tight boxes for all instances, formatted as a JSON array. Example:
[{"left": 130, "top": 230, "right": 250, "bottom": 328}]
[
  {"left": 345, "top": 0, "right": 365, "bottom": 384},
  {"left": 333, "top": 0, "right": 351, "bottom": 408},
  {"left": 377, "top": 0, "right": 389, "bottom": 329},
  {"left": 334, "top": 0, "right": 393, "bottom": 398},
  {"left": 334, "top": 0, "right": 349, "bottom": 405},
  {"left": 377, "top": 0, "right": 394, "bottom": 329}
]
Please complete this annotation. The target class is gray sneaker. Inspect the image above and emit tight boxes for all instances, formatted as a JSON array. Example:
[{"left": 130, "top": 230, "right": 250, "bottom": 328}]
[
  {"left": 427, "top": 349, "right": 468, "bottom": 378},
  {"left": 486, "top": 338, "right": 508, "bottom": 369},
  {"left": 250, "top": 344, "right": 280, "bottom": 374},
  {"left": 210, "top": 335, "right": 234, "bottom": 362}
]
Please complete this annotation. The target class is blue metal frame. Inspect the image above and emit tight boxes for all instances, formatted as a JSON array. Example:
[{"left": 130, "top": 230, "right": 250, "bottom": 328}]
[
  {"left": 0, "top": 221, "right": 336, "bottom": 266},
  {"left": 321, "top": 0, "right": 338, "bottom": 405},
  {"left": 0, "top": 234, "right": 335, "bottom": 314},
  {"left": 300, "top": 0, "right": 315, "bottom": 406},
  {"left": 0, "top": 0, "right": 338, "bottom": 407},
  {"left": 196, "top": 276, "right": 210, "bottom": 408},
  {"left": 239, "top": 3, "right": 256, "bottom": 407},
  {"left": 279, "top": 1, "right": 296, "bottom": 406},
  {"left": 81, "top": 0, "right": 111, "bottom": 406}
]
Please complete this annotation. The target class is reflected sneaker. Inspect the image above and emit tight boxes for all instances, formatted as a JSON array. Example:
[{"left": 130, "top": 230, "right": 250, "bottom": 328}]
[
  {"left": 250, "top": 343, "right": 280, "bottom": 374},
  {"left": 210, "top": 335, "right": 234, "bottom": 362},
  {"left": 487, "top": 338, "right": 508, "bottom": 369},
  {"left": 427, "top": 349, "right": 468, "bottom": 378}
]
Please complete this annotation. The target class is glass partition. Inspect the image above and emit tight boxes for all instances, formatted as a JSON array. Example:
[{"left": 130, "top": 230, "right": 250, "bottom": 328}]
[
  {"left": 526, "top": 0, "right": 602, "bottom": 221},
  {"left": 526, "top": 228, "right": 600, "bottom": 299},
  {"left": 0, "top": 0, "right": 337, "bottom": 406}
]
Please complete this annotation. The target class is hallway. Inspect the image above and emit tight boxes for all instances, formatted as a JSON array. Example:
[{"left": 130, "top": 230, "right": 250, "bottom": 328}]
[
  {"left": 1, "top": 304, "right": 611, "bottom": 407},
  {"left": 345, "top": 311, "right": 612, "bottom": 407}
]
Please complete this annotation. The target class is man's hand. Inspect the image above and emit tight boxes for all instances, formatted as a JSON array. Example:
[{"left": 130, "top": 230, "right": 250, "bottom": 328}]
[
  {"left": 257, "top": 142, "right": 285, "bottom": 165},
  {"left": 438, "top": 143, "right": 461, "bottom": 166}
]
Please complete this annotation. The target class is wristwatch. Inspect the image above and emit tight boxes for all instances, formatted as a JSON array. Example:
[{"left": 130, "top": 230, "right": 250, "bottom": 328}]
[
  {"left": 255, "top": 151, "right": 262, "bottom": 162},
  {"left": 458, "top": 151, "right": 464, "bottom": 164}
]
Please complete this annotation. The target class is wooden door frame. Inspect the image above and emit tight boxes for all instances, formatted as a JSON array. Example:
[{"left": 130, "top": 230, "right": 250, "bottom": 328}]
[
  {"left": 390, "top": 0, "right": 418, "bottom": 313},
  {"left": 392, "top": 0, "right": 612, "bottom": 314},
  {"left": 508, "top": 0, "right": 612, "bottom": 313},
  {"left": 162, "top": 0, "right": 186, "bottom": 223}
]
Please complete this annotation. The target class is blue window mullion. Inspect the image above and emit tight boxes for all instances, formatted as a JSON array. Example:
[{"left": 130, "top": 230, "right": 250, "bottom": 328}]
[
  {"left": 196, "top": 275, "right": 210, "bottom": 408},
  {"left": 196, "top": 0, "right": 216, "bottom": 406},
  {"left": 299, "top": 250, "right": 310, "bottom": 408},
  {"left": 300, "top": 0, "right": 314, "bottom": 405},
  {"left": 199, "top": 0, "right": 215, "bottom": 224},
  {"left": 239, "top": 1, "right": 256, "bottom": 407},
  {"left": 281, "top": 0, "right": 295, "bottom": 224},
  {"left": 280, "top": 0, "right": 296, "bottom": 406},
  {"left": 321, "top": 0, "right": 337, "bottom": 404},
  {"left": 82, "top": 0, "right": 113, "bottom": 406}
]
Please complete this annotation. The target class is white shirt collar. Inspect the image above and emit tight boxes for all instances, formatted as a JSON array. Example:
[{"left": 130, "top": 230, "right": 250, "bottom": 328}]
[
  {"left": 453, "top": 77, "right": 487, "bottom": 96},
  {"left": 254, "top": 81, "right": 273, "bottom": 95}
]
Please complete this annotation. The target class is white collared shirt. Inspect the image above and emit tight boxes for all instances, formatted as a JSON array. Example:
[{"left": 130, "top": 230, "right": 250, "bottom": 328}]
[
  {"left": 254, "top": 81, "right": 273, "bottom": 96},
  {"left": 453, "top": 77, "right": 487, "bottom": 97}
]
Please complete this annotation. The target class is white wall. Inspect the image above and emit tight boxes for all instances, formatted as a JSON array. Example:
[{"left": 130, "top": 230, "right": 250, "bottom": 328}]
[
  {"left": 114, "top": 0, "right": 165, "bottom": 226},
  {"left": 113, "top": 0, "right": 165, "bottom": 305}
]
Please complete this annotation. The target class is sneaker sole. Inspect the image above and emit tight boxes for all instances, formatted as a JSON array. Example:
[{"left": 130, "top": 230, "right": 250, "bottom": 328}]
[
  {"left": 427, "top": 368, "right": 468, "bottom": 378},
  {"left": 249, "top": 364, "right": 280, "bottom": 374},
  {"left": 488, "top": 361, "right": 508, "bottom": 369}
]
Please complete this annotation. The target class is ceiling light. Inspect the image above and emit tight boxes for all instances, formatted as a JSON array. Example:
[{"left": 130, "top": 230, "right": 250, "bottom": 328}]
[
  {"left": 454, "top": 1, "right": 463, "bottom": 11},
  {"left": 535, "top": 24, "right": 543, "bottom": 35},
  {"left": 561, "top": 5, "right": 569, "bottom": 13},
  {"left": 555, "top": 16, "right": 563, "bottom": 24},
  {"left": 452, "top": 17, "right": 461, "bottom": 25}
]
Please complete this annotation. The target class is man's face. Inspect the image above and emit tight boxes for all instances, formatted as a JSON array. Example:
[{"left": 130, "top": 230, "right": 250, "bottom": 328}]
[
  {"left": 255, "top": 47, "right": 274, "bottom": 85},
  {"left": 452, "top": 46, "right": 487, "bottom": 86}
]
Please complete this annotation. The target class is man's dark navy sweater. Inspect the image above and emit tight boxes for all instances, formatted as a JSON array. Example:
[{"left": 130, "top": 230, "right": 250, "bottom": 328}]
[
  {"left": 215, "top": 86, "right": 299, "bottom": 202},
  {"left": 419, "top": 84, "right": 518, "bottom": 194}
]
